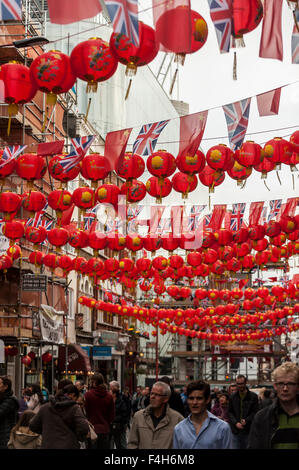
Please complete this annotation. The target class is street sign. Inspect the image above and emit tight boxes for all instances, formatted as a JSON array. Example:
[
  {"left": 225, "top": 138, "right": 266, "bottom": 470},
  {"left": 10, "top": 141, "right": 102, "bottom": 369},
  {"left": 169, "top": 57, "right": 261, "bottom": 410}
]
[
  {"left": 92, "top": 346, "right": 112, "bottom": 360},
  {"left": 22, "top": 274, "right": 47, "bottom": 292}
]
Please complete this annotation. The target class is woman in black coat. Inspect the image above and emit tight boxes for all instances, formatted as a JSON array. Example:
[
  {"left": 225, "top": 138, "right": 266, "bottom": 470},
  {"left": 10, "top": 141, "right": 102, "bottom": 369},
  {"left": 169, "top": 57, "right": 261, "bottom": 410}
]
[{"left": 0, "top": 376, "right": 19, "bottom": 448}]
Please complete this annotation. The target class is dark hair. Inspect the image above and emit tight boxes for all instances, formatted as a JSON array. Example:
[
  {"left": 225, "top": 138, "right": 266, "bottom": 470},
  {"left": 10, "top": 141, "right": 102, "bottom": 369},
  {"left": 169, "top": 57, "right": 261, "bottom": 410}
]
[
  {"left": 186, "top": 380, "right": 210, "bottom": 400},
  {"left": 160, "top": 376, "right": 171, "bottom": 385},
  {"left": 63, "top": 384, "right": 79, "bottom": 398},
  {"left": 29, "top": 383, "right": 44, "bottom": 404},
  {"left": 57, "top": 379, "right": 73, "bottom": 390},
  {"left": 264, "top": 389, "right": 271, "bottom": 398},
  {"left": 11, "top": 410, "right": 35, "bottom": 433},
  {"left": 236, "top": 375, "right": 247, "bottom": 382},
  {"left": 0, "top": 375, "right": 12, "bottom": 393},
  {"left": 219, "top": 392, "right": 229, "bottom": 400},
  {"left": 91, "top": 373, "right": 104, "bottom": 386}
]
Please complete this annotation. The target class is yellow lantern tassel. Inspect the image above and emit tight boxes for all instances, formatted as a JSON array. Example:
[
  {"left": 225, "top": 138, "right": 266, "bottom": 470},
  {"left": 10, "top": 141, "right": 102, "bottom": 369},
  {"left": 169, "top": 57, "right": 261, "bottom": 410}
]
[
  {"left": 7, "top": 103, "right": 19, "bottom": 136},
  {"left": 84, "top": 98, "right": 92, "bottom": 123},
  {"left": 125, "top": 79, "right": 133, "bottom": 100},
  {"left": 233, "top": 52, "right": 237, "bottom": 81}
]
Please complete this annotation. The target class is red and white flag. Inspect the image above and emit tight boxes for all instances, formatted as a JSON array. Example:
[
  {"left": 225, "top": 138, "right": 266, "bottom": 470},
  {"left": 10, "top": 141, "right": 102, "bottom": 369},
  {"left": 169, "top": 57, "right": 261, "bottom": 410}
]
[
  {"left": 256, "top": 87, "right": 281, "bottom": 116},
  {"left": 178, "top": 111, "right": 208, "bottom": 159},
  {"left": 249, "top": 201, "right": 264, "bottom": 226},
  {"left": 37, "top": 140, "right": 65, "bottom": 156},
  {"left": 47, "top": 0, "right": 102, "bottom": 24},
  {"left": 259, "top": 0, "right": 283, "bottom": 61},
  {"left": 104, "top": 128, "right": 132, "bottom": 171},
  {"left": 152, "top": 0, "right": 192, "bottom": 53},
  {"left": 208, "top": 204, "right": 227, "bottom": 230}
]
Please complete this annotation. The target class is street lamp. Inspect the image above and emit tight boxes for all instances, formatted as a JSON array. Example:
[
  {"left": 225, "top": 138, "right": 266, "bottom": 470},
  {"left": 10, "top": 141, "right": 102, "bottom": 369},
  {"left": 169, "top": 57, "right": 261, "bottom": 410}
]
[{"left": 0, "top": 36, "right": 49, "bottom": 49}]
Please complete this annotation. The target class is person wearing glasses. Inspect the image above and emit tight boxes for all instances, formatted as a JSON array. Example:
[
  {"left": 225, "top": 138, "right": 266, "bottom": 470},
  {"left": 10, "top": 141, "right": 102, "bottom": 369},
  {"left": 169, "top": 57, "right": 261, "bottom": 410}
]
[
  {"left": 173, "top": 380, "right": 233, "bottom": 449},
  {"left": 248, "top": 362, "right": 299, "bottom": 449},
  {"left": 228, "top": 374, "right": 259, "bottom": 449},
  {"left": 127, "top": 381, "right": 184, "bottom": 449}
]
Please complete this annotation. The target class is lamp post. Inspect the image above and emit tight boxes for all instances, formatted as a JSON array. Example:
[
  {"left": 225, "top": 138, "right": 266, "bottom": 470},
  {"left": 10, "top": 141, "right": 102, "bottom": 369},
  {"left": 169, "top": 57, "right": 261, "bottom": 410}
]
[{"left": 0, "top": 36, "right": 49, "bottom": 49}]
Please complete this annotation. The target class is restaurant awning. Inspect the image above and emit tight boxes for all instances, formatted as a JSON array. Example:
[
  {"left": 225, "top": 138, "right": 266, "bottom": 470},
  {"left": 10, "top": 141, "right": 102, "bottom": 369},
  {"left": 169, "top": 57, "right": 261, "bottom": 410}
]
[{"left": 58, "top": 344, "right": 91, "bottom": 374}]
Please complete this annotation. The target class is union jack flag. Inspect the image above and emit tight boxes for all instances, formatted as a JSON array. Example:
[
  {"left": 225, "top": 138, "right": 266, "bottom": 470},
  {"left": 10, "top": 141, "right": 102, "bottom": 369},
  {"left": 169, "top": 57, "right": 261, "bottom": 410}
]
[
  {"left": 40, "top": 219, "right": 53, "bottom": 231},
  {"left": 60, "top": 135, "right": 95, "bottom": 173},
  {"left": 230, "top": 203, "right": 246, "bottom": 231},
  {"left": 292, "top": 8, "right": 299, "bottom": 64},
  {"left": 132, "top": 120, "right": 169, "bottom": 157},
  {"left": 126, "top": 204, "right": 143, "bottom": 220},
  {"left": 204, "top": 214, "right": 212, "bottom": 227},
  {"left": 268, "top": 199, "right": 282, "bottom": 222},
  {"left": 0, "top": 0, "right": 21, "bottom": 21},
  {"left": 190, "top": 204, "right": 206, "bottom": 231},
  {"left": 156, "top": 218, "right": 171, "bottom": 235},
  {"left": 0, "top": 145, "right": 26, "bottom": 169},
  {"left": 26, "top": 202, "right": 48, "bottom": 228},
  {"left": 207, "top": 0, "right": 232, "bottom": 53},
  {"left": 223, "top": 98, "right": 251, "bottom": 151},
  {"left": 105, "top": 217, "right": 123, "bottom": 233},
  {"left": 261, "top": 206, "right": 267, "bottom": 225},
  {"left": 84, "top": 204, "right": 98, "bottom": 231},
  {"left": 105, "top": 0, "right": 139, "bottom": 47}
]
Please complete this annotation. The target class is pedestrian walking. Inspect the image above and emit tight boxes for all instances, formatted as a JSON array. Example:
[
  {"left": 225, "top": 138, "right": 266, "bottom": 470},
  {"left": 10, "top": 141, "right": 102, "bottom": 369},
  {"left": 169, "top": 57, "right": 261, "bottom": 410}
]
[
  {"left": 258, "top": 388, "right": 273, "bottom": 409},
  {"left": 84, "top": 373, "right": 114, "bottom": 449},
  {"left": 136, "top": 386, "right": 150, "bottom": 410},
  {"left": 248, "top": 362, "right": 299, "bottom": 449},
  {"left": 25, "top": 383, "right": 44, "bottom": 414},
  {"left": 29, "top": 383, "right": 89, "bottom": 449},
  {"left": 128, "top": 381, "right": 183, "bottom": 449},
  {"left": 160, "top": 376, "right": 186, "bottom": 417},
  {"left": 7, "top": 410, "right": 41, "bottom": 449},
  {"left": 109, "top": 381, "right": 131, "bottom": 449},
  {"left": 0, "top": 376, "right": 19, "bottom": 449},
  {"left": 211, "top": 392, "right": 230, "bottom": 423},
  {"left": 173, "top": 380, "right": 232, "bottom": 449},
  {"left": 228, "top": 374, "right": 259, "bottom": 449}
]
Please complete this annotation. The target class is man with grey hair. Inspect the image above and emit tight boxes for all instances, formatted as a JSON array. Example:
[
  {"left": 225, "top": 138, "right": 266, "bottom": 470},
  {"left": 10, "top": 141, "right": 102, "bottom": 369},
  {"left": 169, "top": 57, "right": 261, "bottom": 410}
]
[
  {"left": 128, "top": 381, "right": 184, "bottom": 449},
  {"left": 248, "top": 361, "right": 299, "bottom": 449},
  {"left": 109, "top": 380, "right": 131, "bottom": 449}
]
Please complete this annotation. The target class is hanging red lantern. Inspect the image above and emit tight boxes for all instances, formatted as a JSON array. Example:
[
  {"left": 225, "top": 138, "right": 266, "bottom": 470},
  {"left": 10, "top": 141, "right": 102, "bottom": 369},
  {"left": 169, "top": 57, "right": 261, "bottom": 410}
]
[
  {"left": 87, "top": 258, "right": 105, "bottom": 279},
  {"left": 263, "top": 137, "right": 293, "bottom": 170},
  {"left": 180, "top": 287, "right": 192, "bottom": 299},
  {"left": 88, "top": 232, "right": 107, "bottom": 256},
  {"left": 231, "top": 288, "right": 243, "bottom": 301},
  {"left": 266, "top": 220, "right": 281, "bottom": 238},
  {"left": 226, "top": 257, "right": 242, "bottom": 272},
  {"left": 201, "top": 231, "right": 215, "bottom": 248},
  {"left": 72, "top": 256, "right": 88, "bottom": 275},
  {"left": 234, "top": 241, "right": 251, "bottom": 258},
  {"left": 121, "top": 179, "right": 146, "bottom": 203},
  {"left": 105, "top": 258, "right": 120, "bottom": 273},
  {"left": 252, "top": 238, "right": 268, "bottom": 252},
  {"left": 167, "top": 285, "right": 180, "bottom": 298},
  {"left": 116, "top": 152, "right": 145, "bottom": 186},
  {"left": 107, "top": 231, "right": 126, "bottom": 252},
  {"left": 21, "top": 355, "right": 32, "bottom": 366},
  {"left": 7, "top": 244, "right": 21, "bottom": 260},
  {"left": 227, "top": 159, "right": 252, "bottom": 185},
  {"left": 254, "top": 157, "right": 275, "bottom": 178},
  {"left": 187, "top": 251, "right": 202, "bottom": 267},
  {"left": 73, "top": 187, "right": 97, "bottom": 213},
  {"left": 155, "top": 8, "right": 208, "bottom": 64},
  {"left": 169, "top": 254, "right": 184, "bottom": 270},
  {"left": 242, "top": 254, "right": 255, "bottom": 270},
  {"left": 58, "top": 255, "right": 73, "bottom": 276},
  {"left": 97, "top": 183, "right": 120, "bottom": 207},
  {"left": 30, "top": 50, "right": 75, "bottom": 105},
  {"left": 206, "top": 144, "right": 234, "bottom": 171},
  {"left": 236, "top": 141, "right": 263, "bottom": 167},
  {"left": 0, "top": 149, "right": 17, "bottom": 184},
  {"left": 80, "top": 153, "right": 111, "bottom": 188},
  {"left": 233, "top": 227, "right": 249, "bottom": 244},
  {"left": 152, "top": 255, "right": 168, "bottom": 271},
  {"left": 161, "top": 233, "right": 180, "bottom": 253},
  {"left": 119, "top": 257, "right": 134, "bottom": 272},
  {"left": 218, "top": 245, "right": 234, "bottom": 261},
  {"left": 22, "top": 191, "right": 47, "bottom": 217},
  {"left": 232, "top": 0, "right": 263, "bottom": 44},
  {"left": 68, "top": 228, "right": 89, "bottom": 252},
  {"left": 136, "top": 257, "right": 151, "bottom": 273},
  {"left": 3, "top": 220, "right": 24, "bottom": 242},
  {"left": 176, "top": 150, "right": 205, "bottom": 175},
  {"left": 126, "top": 233, "right": 143, "bottom": 252},
  {"left": 248, "top": 224, "right": 266, "bottom": 240},
  {"left": 16, "top": 154, "right": 47, "bottom": 187},
  {"left": 48, "top": 154, "right": 81, "bottom": 185},
  {"left": 147, "top": 150, "right": 176, "bottom": 183},
  {"left": 42, "top": 352, "right": 53, "bottom": 363},
  {"left": 0, "top": 62, "right": 37, "bottom": 135},
  {"left": 257, "top": 287, "right": 269, "bottom": 299},
  {"left": 204, "top": 248, "right": 218, "bottom": 265},
  {"left": 198, "top": 165, "right": 225, "bottom": 192},
  {"left": 48, "top": 189, "right": 73, "bottom": 219},
  {"left": 270, "top": 233, "right": 287, "bottom": 247},
  {"left": 279, "top": 216, "right": 297, "bottom": 234},
  {"left": 195, "top": 288, "right": 207, "bottom": 300},
  {"left": 29, "top": 250, "right": 44, "bottom": 267},
  {"left": 0, "top": 192, "right": 22, "bottom": 220},
  {"left": 172, "top": 172, "right": 198, "bottom": 199},
  {"left": 146, "top": 176, "right": 172, "bottom": 203},
  {"left": 109, "top": 21, "right": 158, "bottom": 76},
  {"left": 214, "top": 228, "right": 233, "bottom": 246},
  {"left": 47, "top": 227, "right": 69, "bottom": 251},
  {"left": 211, "top": 260, "right": 225, "bottom": 275},
  {"left": 70, "top": 37, "right": 117, "bottom": 92},
  {"left": 43, "top": 253, "right": 59, "bottom": 271},
  {"left": 219, "top": 289, "right": 231, "bottom": 302},
  {"left": 143, "top": 233, "right": 162, "bottom": 254}
]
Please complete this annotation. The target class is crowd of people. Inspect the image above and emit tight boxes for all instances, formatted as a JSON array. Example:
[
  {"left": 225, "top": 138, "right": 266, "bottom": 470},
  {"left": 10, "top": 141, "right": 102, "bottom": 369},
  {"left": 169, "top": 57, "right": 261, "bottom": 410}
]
[{"left": 0, "top": 361, "right": 298, "bottom": 449}]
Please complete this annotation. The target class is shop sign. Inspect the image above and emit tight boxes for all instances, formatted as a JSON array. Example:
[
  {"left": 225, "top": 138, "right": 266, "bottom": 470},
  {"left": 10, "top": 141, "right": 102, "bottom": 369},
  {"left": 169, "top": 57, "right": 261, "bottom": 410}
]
[
  {"left": 100, "top": 330, "right": 118, "bottom": 346},
  {"left": 32, "top": 309, "right": 41, "bottom": 337},
  {"left": 0, "top": 232, "right": 9, "bottom": 254},
  {"left": 92, "top": 346, "right": 112, "bottom": 360},
  {"left": 39, "top": 304, "right": 64, "bottom": 344},
  {"left": 22, "top": 274, "right": 47, "bottom": 292}
]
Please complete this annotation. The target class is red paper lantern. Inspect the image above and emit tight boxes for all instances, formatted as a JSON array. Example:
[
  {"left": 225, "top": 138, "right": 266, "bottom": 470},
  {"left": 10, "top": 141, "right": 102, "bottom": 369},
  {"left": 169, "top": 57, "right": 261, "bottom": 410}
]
[
  {"left": 226, "top": 257, "right": 242, "bottom": 272},
  {"left": 70, "top": 38, "right": 117, "bottom": 92},
  {"left": 254, "top": 157, "right": 275, "bottom": 178},
  {"left": 48, "top": 189, "right": 73, "bottom": 219},
  {"left": 97, "top": 183, "right": 120, "bottom": 207},
  {"left": 109, "top": 22, "right": 158, "bottom": 76},
  {"left": 105, "top": 258, "right": 120, "bottom": 273},
  {"left": 198, "top": 165, "right": 225, "bottom": 192},
  {"left": 87, "top": 258, "right": 105, "bottom": 278},
  {"left": 16, "top": 154, "right": 47, "bottom": 185},
  {"left": 7, "top": 244, "right": 21, "bottom": 260},
  {"left": 42, "top": 352, "right": 53, "bottom": 363},
  {"left": 218, "top": 245, "right": 234, "bottom": 261},
  {"left": 119, "top": 257, "right": 134, "bottom": 272},
  {"left": 252, "top": 238, "right": 268, "bottom": 252},
  {"left": 0, "top": 192, "right": 22, "bottom": 220},
  {"left": 266, "top": 220, "right": 281, "bottom": 238},
  {"left": 21, "top": 355, "right": 32, "bottom": 366},
  {"left": 47, "top": 227, "right": 69, "bottom": 251},
  {"left": 29, "top": 250, "right": 44, "bottom": 267},
  {"left": 121, "top": 179, "right": 146, "bottom": 203},
  {"left": 214, "top": 228, "right": 233, "bottom": 246},
  {"left": 187, "top": 251, "right": 202, "bottom": 267},
  {"left": 58, "top": 255, "right": 73, "bottom": 276},
  {"left": 3, "top": 220, "right": 24, "bottom": 242},
  {"left": 43, "top": 253, "right": 59, "bottom": 271},
  {"left": 204, "top": 248, "right": 218, "bottom": 264},
  {"left": 126, "top": 233, "right": 143, "bottom": 252},
  {"left": 176, "top": 150, "right": 205, "bottom": 175},
  {"left": 88, "top": 232, "right": 107, "bottom": 255},
  {"left": 30, "top": 50, "right": 75, "bottom": 104},
  {"left": 257, "top": 287, "right": 269, "bottom": 299},
  {"left": 49, "top": 154, "right": 81, "bottom": 185},
  {"left": 73, "top": 187, "right": 97, "bottom": 212},
  {"left": 80, "top": 154, "right": 111, "bottom": 187},
  {"left": 0, "top": 62, "right": 37, "bottom": 135},
  {"left": 146, "top": 176, "right": 172, "bottom": 203},
  {"left": 172, "top": 172, "right": 198, "bottom": 199},
  {"left": 22, "top": 191, "right": 47, "bottom": 216},
  {"left": 242, "top": 254, "right": 255, "bottom": 270},
  {"left": 147, "top": 150, "right": 176, "bottom": 181},
  {"left": 68, "top": 229, "right": 89, "bottom": 251},
  {"left": 228, "top": 160, "right": 252, "bottom": 185},
  {"left": 136, "top": 257, "right": 151, "bottom": 272},
  {"left": 143, "top": 233, "right": 162, "bottom": 254},
  {"left": 106, "top": 231, "right": 127, "bottom": 252},
  {"left": 233, "top": 228, "right": 249, "bottom": 244},
  {"left": 206, "top": 144, "right": 234, "bottom": 171},
  {"left": 211, "top": 260, "right": 225, "bottom": 275},
  {"left": 72, "top": 256, "right": 88, "bottom": 274},
  {"left": 264, "top": 137, "right": 293, "bottom": 169},
  {"left": 279, "top": 216, "right": 297, "bottom": 234},
  {"left": 236, "top": 141, "right": 263, "bottom": 167},
  {"left": 232, "top": 0, "right": 263, "bottom": 41},
  {"left": 116, "top": 152, "right": 145, "bottom": 185},
  {"left": 248, "top": 224, "right": 266, "bottom": 240},
  {"left": 169, "top": 254, "right": 184, "bottom": 270}
]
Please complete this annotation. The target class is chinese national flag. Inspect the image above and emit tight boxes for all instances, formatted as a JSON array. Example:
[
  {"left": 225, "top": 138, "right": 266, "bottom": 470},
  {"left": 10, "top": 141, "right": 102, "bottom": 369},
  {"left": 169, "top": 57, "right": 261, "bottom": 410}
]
[
  {"left": 208, "top": 205, "right": 227, "bottom": 230},
  {"left": 249, "top": 201, "right": 264, "bottom": 226},
  {"left": 47, "top": 0, "right": 102, "bottom": 24},
  {"left": 178, "top": 111, "right": 208, "bottom": 159},
  {"left": 104, "top": 128, "right": 133, "bottom": 171},
  {"left": 152, "top": 0, "right": 192, "bottom": 53},
  {"left": 37, "top": 140, "right": 64, "bottom": 156},
  {"left": 278, "top": 197, "right": 298, "bottom": 219}
]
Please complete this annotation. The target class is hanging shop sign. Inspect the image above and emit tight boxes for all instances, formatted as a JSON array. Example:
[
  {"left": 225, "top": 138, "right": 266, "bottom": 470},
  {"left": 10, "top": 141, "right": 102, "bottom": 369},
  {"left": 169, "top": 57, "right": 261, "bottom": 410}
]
[
  {"left": 99, "top": 330, "right": 119, "bottom": 346},
  {"left": 39, "top": 304, "right": 64, "bottom": 344},
  {"left": 92, "top": 346, "right": 112, "bottom": 360},
  {"left": 22, "top": 274, "right": 47, "bottom": 292}
]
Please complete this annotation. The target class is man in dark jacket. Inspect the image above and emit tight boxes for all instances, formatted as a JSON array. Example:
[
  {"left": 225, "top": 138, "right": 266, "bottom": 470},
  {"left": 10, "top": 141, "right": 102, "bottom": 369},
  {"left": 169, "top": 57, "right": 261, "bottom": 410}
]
[
  {"left": 0, "top": 376, "right": 19, "bottom": 448},
  {"left": 84, "top": 373, "right": 115, "bottom": 449},
  {"left": 228, "top": 374, "right": 259, "bottom": 449},
  {"left": 29, "top": 383, "right": 89, "bottom": 449},
  {"left": 248, "top": 362, "right": 299, "bottom": 449},
  {"left": 109, "top": 380, "right": 131, "bottom": 449},
  {"left": 160, "top": 376, "right": 186, "bottom": 417}
]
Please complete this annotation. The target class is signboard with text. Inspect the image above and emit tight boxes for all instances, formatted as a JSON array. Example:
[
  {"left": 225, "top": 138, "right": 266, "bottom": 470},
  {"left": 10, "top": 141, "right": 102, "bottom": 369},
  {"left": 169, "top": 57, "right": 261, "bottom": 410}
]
[{"left": 22, "top": 274, "right": 47, "bottom": 292}]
